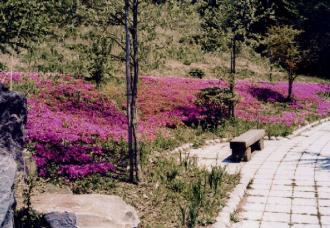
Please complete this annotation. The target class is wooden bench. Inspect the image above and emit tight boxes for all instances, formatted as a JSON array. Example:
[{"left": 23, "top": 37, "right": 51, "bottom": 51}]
[{"left": 230, "top": 129, "right": 265, "bottom": 162}]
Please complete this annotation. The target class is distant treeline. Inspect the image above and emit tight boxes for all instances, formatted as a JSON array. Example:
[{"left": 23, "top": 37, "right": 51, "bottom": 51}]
[{"left": 152, "top": 0, "right": 330, "bottom": 78}]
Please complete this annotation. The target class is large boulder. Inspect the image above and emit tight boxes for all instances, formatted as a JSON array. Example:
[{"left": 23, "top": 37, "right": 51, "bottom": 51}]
[
  {"left": 32, "top": 194, "right": 140, "bottom": 228},
  {"left": 0, "top": 153, "right": 17, "bottom": 228},
  {"left": 0, "top": 84, "right": 27, "bottom": 228},
  {"left": 0, "top": 84, "right": 27, "bottom": 167}
]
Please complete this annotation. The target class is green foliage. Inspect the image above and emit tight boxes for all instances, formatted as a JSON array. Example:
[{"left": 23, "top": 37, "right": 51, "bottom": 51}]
[
  {"left": 189, "top": 68, "right": 206, "bottom": 79},
  {"left": 0, "top": 62, "right": 8, "bottom": 71},
  {"left": 209, "top": 166, "right": 226, "bottom": 194},
  {"left": 319, "top": 91, "right": 330, "bottom": 100},
  {"left": 70, "top": 174, "right": 117, "bottom": 194},
  {"left": 199, "top": 0, "right": 272, "bottom": 52},
  {"left": 264, "top": 25, "right": 304, "bottom": 99},
  {"left": 0, "top": 0, "right": 50, "bottom": 53},
  {"left": 264, "top": 26, "right": 303, "bottom": 74},
  {"left": 230, "top": 210, "right": 240, "bottom": 223},
  {"left": 12, "top": 77, "right": 39, "bottom": 97},
  {"left": 86, "top": 32, "right": 114, "bottom": 86},
  {"left": 195, "top": 87, "right": 234, "bottom": 129},
  {"left": 199, "top": 1, "right": 230, "bottom": 52},
  {"left": 187, "top": 178, "right": 206, "bottom": 227},
  {"left": 265, "top": 123, "right": 293, "bottom": 137},
  {"left": 15, "top": 175, "right": 46, "bottom": 228}
]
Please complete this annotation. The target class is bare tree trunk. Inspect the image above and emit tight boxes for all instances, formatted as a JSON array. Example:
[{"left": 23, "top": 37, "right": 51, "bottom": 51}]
[
  {"left": 269, "top": 64, "right": 273, "bottom": 82},
  {"left": 229, "top": 36, "right": 236, "bottom": 118},
  {"left": 125, "top": 0, "right": 139, "bottom": 183},
  {"left": 287, "top": 73, "right": 294, "bottom": 101},
  {"left": 132, "top": 0, "right": 140, "bottom": 182},
  {"left": 124, "top": 0, "right": 134, "bottom": 183}
]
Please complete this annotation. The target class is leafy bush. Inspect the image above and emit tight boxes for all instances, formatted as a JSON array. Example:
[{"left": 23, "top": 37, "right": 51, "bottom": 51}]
[
  {"left": 0, "top": 62, "right": 8, "bottom": 71},
  {"left": 195, "top": 87, "right": 233, "bottom": 129},
  {"left": 189, "top": 68, "right": 206, "bottom": 79}
]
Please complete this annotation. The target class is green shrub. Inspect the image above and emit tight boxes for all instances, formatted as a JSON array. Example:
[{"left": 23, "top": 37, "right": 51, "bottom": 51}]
[
  {"left": 0, "top": 62, "right": 8, "bottom": 71},
  {"left": 195, "top": 87, "right": 233, "bottom": 129},
  {"left": 189, "top": 68, "right": 206, "bottom": 79}
]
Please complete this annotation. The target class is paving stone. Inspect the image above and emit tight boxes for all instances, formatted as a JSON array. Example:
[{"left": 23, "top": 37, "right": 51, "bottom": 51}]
[
  {"left": 318, "top": 191, "right": 330, "bottom": 200},
  {"left": 294, "top": 186, "right": 315, "bottom": 192},
  {"left": 262, "top": 212, "right": 290, "bottom": 223},
  {"left": 265, "top": 204, "right": 291, "bottom": 213},
  {"left": 268, "top": 190, "right": 292, "bottom": 198},
  {"left": 249, "top": 189, "right": 269, "bottom": 196},
  {"left": 293, "top": 191, "right": 316, "bottom": 198},
  {"left": 267, "top": 197, "right": 292, "bottom": 206},
  {"left": 240, "top": 211, "right": 263, "bottom": 221},
  {"left": 243, "top": 203, "right": 266, "bottom": 212},
  {"left": 291, "top": 224, "right": 321, "bottom": 228},
  {"left": 291, "top": 205, "right": 318, "bottom": 215},
  {"left": 292, "top": 198, "right": 318, "bottom": 207},
  {"left": 318, "top": 187, "right": 330, "bottom": 194},
  {"left": 319, "top": 207, "right": 330, "bottom": 216},
  {"left": 260, "top": 221, "right": 290, "bottom": 228},
  {"left": 319, "top": 200, "right": 330, "bottom": 207},
  {"left": 271, "top": 185, "right": 293, "bottom": 192},
  {"left": 273, "top": 179, "right": 294, "bottom": 185},
  {"left": 246, "top": 196, "right": 268, "bottom": 204},
  {"left": 233, "top": 220, "right": 260, "bottom": 228},
  {"left": 317, "top": 181, "right": 330, "bottom": 187},
  {"left": 321, "top": 216, "right": 330, "bottom": 225},
  {"left": 250, "top": 184, "right": 271, "bottom": 190},
  {"left": 291, "top": 214, "right": 319, "bottom": 224},
  {"left": 294, "top": 180, "right": 316, "bottom": 186}
]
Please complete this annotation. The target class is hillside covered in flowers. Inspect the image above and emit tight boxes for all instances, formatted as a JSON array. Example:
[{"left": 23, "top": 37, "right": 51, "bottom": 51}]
[{"left": 1, "top": 72, "right": 329, "bottom": 180}]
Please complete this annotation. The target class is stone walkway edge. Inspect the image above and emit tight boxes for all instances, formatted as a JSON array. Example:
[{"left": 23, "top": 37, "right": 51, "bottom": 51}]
[{"left": 212, "top": 117, "right": 330, "bottom": 228}]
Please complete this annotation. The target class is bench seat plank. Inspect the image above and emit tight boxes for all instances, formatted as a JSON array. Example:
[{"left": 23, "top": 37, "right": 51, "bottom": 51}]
[
  {"left": 230, "top": 129, "right": 266, "bottom": 162},
  {"left": 230, "top": 129, "right": 265, "bottom": 149}
]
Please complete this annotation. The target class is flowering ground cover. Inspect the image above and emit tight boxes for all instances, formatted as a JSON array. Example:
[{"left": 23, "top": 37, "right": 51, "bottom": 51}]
[{"left": 1, "top": 72, "right": 329, "bottom": 180}]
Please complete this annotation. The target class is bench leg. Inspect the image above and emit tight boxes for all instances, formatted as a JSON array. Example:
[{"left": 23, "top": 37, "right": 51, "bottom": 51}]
[
  {"left": 255, "top": 139, "right": 264, "bottom": 150},
  {"left": 244, "top": 147, "right": 252, "bottom": 161},
  {"left": 232, "top": 148, "right": 245, "bottom": 162}
]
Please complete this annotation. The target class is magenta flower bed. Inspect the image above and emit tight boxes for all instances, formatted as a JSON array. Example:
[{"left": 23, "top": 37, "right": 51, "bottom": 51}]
[{"left": 1, "top": 72, "right": 329, "bottom": 179}]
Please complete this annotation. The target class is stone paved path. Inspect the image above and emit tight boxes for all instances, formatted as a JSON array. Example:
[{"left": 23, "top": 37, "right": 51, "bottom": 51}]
[{"left": 232, "top": 121, "right": 330, "bottom": 228}]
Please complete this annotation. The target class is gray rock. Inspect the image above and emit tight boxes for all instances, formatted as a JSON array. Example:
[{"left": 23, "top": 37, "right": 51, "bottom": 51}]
[
  {"left": 44, "top": 212, "right": 77, "bottom": 228},
  {"left": 0, "top": 83, "right": 27, "bottom": 168},
  {"left": 0, "top": 84, "right": 27, "bottom": 228},
  {"left": 0, "top": 153, "right": 17, "bottom": 228}
]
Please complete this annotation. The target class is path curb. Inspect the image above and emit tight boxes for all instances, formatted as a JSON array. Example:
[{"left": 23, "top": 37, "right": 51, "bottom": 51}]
[{"left": 212, "top": 116, "right": 330, "bottom": 228}]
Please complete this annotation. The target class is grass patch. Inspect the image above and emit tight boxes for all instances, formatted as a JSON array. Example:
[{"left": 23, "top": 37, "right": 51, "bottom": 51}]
[
  {"left": 33, "top": 133, "right": 239, "bottom": 227},
  {"left": 11, "top": 77, "right": 39, "bottom": 97}
]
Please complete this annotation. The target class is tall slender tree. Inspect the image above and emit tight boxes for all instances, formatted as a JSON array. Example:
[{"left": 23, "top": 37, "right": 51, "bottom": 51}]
[
  {"left": 125, "top": 0, "right": 140, "bottom": 183},
  {"left": 264, "top": 26, "right": 303, "bottom": 100}
]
